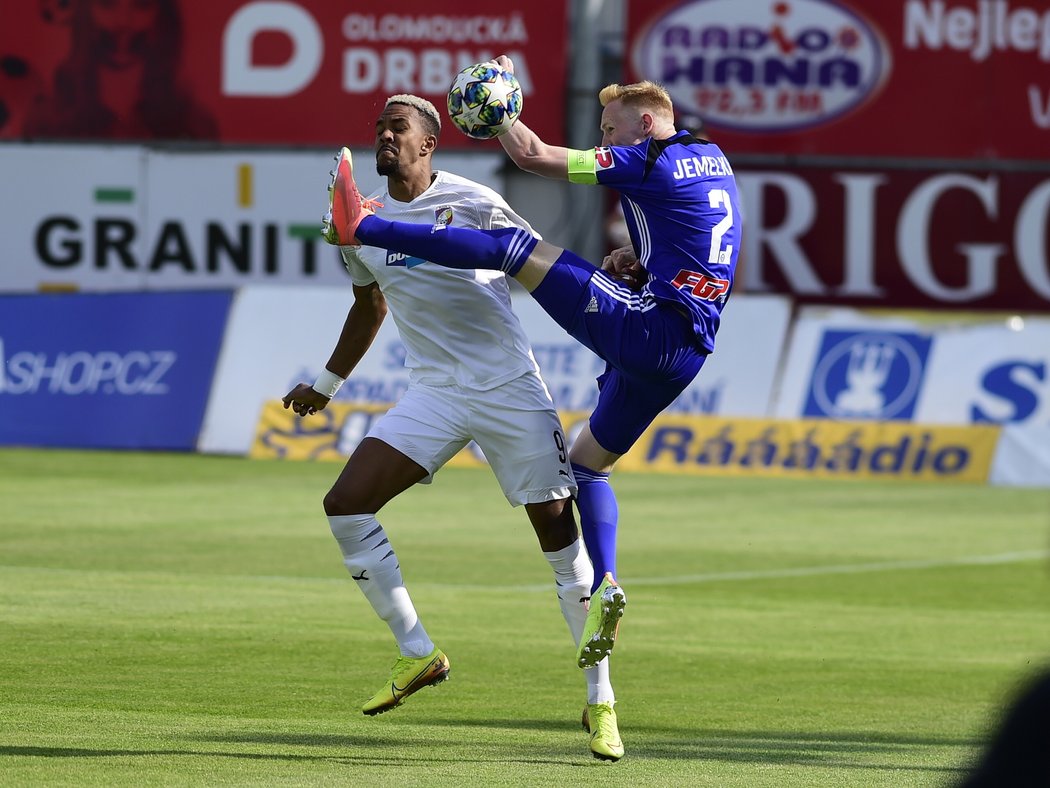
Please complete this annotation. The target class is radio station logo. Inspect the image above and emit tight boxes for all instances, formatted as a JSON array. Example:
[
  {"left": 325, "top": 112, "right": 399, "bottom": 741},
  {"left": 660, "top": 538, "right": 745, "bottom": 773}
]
[{"left": 632, "top": 0, "right": 891, "bottom": 132}]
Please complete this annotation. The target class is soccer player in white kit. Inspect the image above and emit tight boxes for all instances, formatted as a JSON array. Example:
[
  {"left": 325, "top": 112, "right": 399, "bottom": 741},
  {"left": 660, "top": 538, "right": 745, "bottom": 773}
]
[{"left": 282, "top": 95, "right": 623, "bottom": 761}]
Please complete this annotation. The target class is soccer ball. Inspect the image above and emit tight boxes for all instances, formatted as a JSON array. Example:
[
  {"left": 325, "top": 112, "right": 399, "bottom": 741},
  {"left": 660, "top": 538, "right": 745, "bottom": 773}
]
[{"left": 446, "top": 62, "right": 523, "bottom": 140}]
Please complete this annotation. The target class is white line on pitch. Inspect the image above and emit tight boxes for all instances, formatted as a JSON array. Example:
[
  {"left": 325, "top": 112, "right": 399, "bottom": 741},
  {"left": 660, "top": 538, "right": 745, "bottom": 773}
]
[
  {"left": 621, "top": 549, "right": 1050, "bottom": 587},
  {"left": 2, "top": 550, "right": 1046, "bottom": 593},
  {"left": 419, "top": 549, "right": 1050, "bottom": 593}
]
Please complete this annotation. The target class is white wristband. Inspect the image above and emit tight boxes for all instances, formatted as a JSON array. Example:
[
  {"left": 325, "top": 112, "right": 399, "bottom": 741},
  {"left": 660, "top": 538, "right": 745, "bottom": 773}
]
[{"left": 311, "top": 369, "right": 345, "bottom": 399}]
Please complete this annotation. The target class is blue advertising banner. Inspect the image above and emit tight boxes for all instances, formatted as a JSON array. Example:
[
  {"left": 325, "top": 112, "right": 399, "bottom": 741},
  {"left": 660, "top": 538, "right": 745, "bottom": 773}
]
[
  {"left": 0, "top": 292, "right": 232, "bottom": 449},
  {"left": 801, "top": 329, "right": 933, "bottom": 421}
]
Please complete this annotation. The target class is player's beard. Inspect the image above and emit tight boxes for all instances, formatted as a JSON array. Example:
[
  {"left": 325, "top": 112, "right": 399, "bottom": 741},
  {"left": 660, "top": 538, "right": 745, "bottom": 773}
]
[{"left": 376, "top": 146, "right": 400, "bottom": 176}]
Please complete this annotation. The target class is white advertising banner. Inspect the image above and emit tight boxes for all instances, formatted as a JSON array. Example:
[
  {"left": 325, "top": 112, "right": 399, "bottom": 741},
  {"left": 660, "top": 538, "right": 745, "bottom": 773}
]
[
  {"left": 990, "top": 425, "right": 1050, "bottom": 488},
  {"left": 775, "top": 307, "right": 1050, "bottom": 428},
  {"left": 201, "top": 287, "right": 791, "bottom": 455},
  {"left": 512, "top": 293, "right": 791, "bottom": 417},
  {"left": 1, "top": 146, "right": 145, "bottom": 291},
  {"left": 0, "top": 144, "right": 504, "bottom": 292},
  {"left": 198, "top": 286, "right": 408, "bottom": 455}
]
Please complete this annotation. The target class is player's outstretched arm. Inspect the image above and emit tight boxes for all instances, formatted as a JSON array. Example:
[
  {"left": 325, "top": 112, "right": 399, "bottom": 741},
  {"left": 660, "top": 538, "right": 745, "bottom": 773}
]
[
  {"left": 282, "top": 282, "right": 388, "bottom": 417},
  {"left": 498, "top": 118, "right": 570, "bottom": 181},
  {"left": 494, "top": 55, "right": 569, "bottom": 181}
]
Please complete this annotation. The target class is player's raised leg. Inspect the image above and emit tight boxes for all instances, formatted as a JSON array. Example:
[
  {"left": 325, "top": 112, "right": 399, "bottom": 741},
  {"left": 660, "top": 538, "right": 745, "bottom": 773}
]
[
  {"left": 576, "top": 572, "right": 627, "bottom": 669},
  {"left": 321, "top": 148, "right": 556, "bottom": 279},
  {"left": 566, "top": 420, "right": 627, "bottom": 669}
]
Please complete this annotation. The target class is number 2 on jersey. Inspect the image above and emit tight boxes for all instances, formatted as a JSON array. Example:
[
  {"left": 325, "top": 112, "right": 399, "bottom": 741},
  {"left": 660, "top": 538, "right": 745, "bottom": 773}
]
[{"left": 707, "top": 188, "right": 735, "bottom": 266}]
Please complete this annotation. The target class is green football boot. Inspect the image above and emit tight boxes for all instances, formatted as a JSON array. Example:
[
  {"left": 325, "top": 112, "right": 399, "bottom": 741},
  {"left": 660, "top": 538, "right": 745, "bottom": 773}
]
[
  {"left": 576, "top": 573, "right": 626, "bottom": 669},
  {"left": 361, "top": 647, "right": 450, "bottom": 716},
  {"left": 582, "top": 702, "right": 625, "bottom": 761}
]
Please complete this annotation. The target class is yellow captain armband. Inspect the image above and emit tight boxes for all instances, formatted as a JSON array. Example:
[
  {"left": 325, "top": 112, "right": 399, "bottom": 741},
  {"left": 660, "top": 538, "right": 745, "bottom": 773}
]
[{"left": 567, "top": 148, "right": 598, "bottom": 184}]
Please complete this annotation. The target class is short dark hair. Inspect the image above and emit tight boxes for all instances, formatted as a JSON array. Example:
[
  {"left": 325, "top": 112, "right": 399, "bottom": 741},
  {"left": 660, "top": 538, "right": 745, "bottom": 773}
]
[{"left": 385, "top": 94, "right": 441, "bottom": 138}]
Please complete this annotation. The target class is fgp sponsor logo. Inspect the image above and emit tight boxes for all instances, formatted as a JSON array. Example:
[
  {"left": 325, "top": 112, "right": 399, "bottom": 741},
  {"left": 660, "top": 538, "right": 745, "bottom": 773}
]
[
  {"left": 595, "top": 148, "right": 615, "bottom": 171},
  {"left": 635, "top": 417, "right": 999, "bottom": 482},
  {"left": 633, "top": 0, "right": 890, "bottom": 132},
  {"left": 671, "top": 269, "right": 731, "bottom": 302},
  {"left": 804, "top": 330, "right": 932, "bottom": 420},
  {"left": 0, "top": 338, "right": 175, "bottom": 395}
]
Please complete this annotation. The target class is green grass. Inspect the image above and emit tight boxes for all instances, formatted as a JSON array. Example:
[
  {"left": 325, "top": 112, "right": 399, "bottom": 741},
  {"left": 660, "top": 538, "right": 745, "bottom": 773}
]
[{"left": 1, "top": 448, "right": 1048, "bottom": 786}]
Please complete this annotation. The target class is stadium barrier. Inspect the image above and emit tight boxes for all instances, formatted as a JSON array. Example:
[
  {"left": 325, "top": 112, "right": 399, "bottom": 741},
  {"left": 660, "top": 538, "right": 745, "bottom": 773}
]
[
  {"left": 198, "top": 287, "right": 793, "bottom": 455},
  {"left": 0, "top": 291, "right": 230, "bottom": 450},
  {"left": 1, "top": 287, "right": 1046, "bottom": 486},
  {"left": 775, "top": 306, "right": 1050, "bottom": 427}
]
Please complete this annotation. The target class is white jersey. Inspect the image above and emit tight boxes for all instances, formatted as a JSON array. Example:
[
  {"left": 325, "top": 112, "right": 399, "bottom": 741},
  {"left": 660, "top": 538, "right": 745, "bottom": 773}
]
[{"left": 341, "top": 170, "right": 540, "bottom": 391}]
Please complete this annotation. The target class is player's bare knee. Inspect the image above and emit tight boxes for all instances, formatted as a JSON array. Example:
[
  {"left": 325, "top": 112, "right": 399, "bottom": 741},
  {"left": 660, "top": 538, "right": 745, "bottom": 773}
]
[
  {"left": 526, "top": 498, "right": 578, "bottom": 551},
  {"left": 323, "top": 486, "right": 370, "bottom": 516}
]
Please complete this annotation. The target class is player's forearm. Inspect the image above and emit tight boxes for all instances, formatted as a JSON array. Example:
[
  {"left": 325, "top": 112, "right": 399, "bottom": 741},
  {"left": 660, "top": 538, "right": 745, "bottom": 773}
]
[
  {"left": 499, "top": 119, "right": 569, "bottom": 180},
  {"left": 324, "top": 289, "right": 387, "bottom": 378}
]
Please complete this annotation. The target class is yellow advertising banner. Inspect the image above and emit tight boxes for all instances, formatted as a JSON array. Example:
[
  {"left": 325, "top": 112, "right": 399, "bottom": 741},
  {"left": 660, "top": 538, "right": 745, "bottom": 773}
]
[
  {"left": 606, "top": 412, "right": 1001, "bottom": 483},
  {"left": 252, "top": 401, "right": 1001, "bottom": 483},
  {"left": 250, "top": 400, "right": 488, "bottom": 468}
]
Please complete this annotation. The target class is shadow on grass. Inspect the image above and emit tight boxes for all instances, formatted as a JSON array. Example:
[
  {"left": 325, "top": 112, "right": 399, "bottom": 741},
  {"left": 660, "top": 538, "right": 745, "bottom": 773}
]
[
  {"left": 3, "top": 725, "right": 977, "bottom": 774},
  {"left": 194, "top": 724, "right": 973, "bottom": 773},
  {"left": 0, "top": 744, "right": 589, "bottom": 769}
]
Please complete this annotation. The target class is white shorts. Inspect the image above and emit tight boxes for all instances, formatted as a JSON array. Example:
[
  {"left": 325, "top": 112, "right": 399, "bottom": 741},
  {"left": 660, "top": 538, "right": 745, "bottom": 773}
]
[{"left": 367, "top": 372, "right": 576, "bottom": 506}]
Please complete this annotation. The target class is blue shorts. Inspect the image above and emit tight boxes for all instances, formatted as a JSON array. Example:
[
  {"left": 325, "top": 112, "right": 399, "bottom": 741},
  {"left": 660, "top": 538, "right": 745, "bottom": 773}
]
[{"left": 530, "top": 250, "right": 708, "bottom": 455}]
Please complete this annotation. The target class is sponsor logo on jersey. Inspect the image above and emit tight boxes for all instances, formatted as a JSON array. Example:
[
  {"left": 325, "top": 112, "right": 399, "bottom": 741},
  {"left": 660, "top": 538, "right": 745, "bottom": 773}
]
[
  {"left": 595, "top": 147, "right": 615, "bottom": 170},
  {"left": 632, "top": 0, "right": 890, "bottom": 133},
  {"left": 803, "top": 330, "right": 932, "bottom": 420},
  {"left": 386, "top": 250, "right": 427, "bottom": 269},
  {"left": 434, "top": 207, "right": 454, "bottom": 226},
  {"left": 671, "top": 269, "right": 730, "bottom": 301}
]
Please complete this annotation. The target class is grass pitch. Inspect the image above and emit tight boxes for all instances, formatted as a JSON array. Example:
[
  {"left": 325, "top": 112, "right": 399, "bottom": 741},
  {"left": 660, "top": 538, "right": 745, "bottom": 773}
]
[{"left": 1, "top": 448, "right": 1048, "bottom": 786}]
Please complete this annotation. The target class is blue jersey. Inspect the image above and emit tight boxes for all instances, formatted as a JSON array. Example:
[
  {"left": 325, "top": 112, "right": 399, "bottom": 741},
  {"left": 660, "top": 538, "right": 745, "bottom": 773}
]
[{"left": 569, "top": 132, "right": 741, "bottom": 353}]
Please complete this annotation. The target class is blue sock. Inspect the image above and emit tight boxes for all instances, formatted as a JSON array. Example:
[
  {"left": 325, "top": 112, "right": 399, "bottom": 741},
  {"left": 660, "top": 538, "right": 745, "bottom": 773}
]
[
  {"left": 356, "top": 215, "right": 537, "bottom": 275},
  {"left": 572, "top": 462, "right": 618, "bottom": 594}
]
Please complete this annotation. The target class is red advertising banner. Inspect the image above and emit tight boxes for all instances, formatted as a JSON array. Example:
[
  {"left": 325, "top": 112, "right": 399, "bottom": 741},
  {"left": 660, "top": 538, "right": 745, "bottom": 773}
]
[
  {"left": 737, "top": 165, "right": 1050, "bottom": 311},
  {"left": 0, "top": 0, "right": 568, "bottom": 148},
  {"left": 626, "top": 0, "right": 1050, "bottom": 160}
]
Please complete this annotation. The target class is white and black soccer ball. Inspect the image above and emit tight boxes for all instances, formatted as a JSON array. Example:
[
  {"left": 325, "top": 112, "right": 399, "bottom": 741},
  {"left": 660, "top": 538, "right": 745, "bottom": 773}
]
[{"left": 446, "top": 62, "right": 523, "bottom": 140}]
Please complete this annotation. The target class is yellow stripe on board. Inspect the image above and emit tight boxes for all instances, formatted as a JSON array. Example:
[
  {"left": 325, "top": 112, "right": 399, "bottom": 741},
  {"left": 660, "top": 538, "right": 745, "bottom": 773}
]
[
  {"left": 238, "top": 164, "right": 253, "bottom": 207},
  {"left": 249, "top": 401, "right": 1001, "bottom": 484}
]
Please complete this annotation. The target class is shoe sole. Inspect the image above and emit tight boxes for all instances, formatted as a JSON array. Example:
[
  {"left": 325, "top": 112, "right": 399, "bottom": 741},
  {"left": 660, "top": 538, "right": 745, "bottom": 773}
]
[
  {"left": 577, "top": 585, "right": 626, "bottom": 668},
  {"left": 332, "top": 148, "right": 363, "bottom": 246},
  {"left": 322, "top": 148, "right": 358, "bottom": 245},
  {"left": 362, "top": 662, "right": 450, "bottom": 717},
  {"left": 591, "top": 748, "right": 624, "bottom": 762}
]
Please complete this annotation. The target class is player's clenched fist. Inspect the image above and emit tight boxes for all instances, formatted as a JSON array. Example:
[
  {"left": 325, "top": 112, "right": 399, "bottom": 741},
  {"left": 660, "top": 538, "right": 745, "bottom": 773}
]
[
  {"left": 602, "top": 245, "right": 646, "bottom": 290},
  {"left": 282, "top": 383, "right": 330, "bottom": 417}
]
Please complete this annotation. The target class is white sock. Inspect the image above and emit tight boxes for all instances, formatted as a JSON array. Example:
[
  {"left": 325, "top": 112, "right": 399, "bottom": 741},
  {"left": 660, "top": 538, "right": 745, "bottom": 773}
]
[
  {"left": 543, "top": 539, "right": 615, "bottom": 706},
  {"left": 328, "top": 514, "right": 434, "bottom": 658}
]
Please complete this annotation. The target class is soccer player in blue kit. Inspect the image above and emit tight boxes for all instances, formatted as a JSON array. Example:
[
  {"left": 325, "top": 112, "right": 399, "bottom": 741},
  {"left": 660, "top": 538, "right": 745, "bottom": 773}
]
[{"left": 322, "top": 56, "right": 742, "bottom": 677}]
